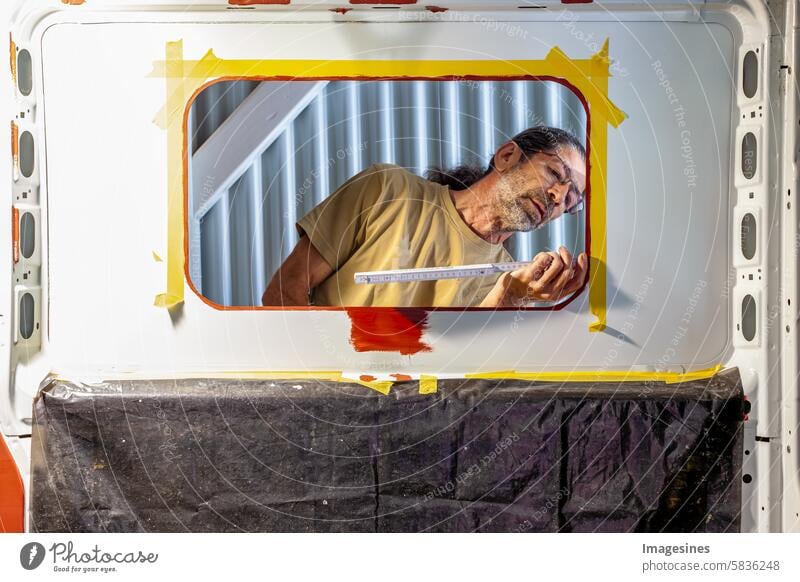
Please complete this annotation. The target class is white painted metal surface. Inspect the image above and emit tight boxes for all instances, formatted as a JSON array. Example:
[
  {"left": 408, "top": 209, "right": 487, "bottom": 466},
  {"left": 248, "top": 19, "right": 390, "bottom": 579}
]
[
  {"left": 36, "top": 21, "right": 735, "bottom": 371},
  {"left": 778, "top": 0, "right": 800, "bottom": 533}
]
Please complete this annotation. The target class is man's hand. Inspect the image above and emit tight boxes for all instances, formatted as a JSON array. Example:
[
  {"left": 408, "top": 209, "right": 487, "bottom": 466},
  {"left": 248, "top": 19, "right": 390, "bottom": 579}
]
[{"left": 479, "top": 246, "right": 588, "bottom": 308}]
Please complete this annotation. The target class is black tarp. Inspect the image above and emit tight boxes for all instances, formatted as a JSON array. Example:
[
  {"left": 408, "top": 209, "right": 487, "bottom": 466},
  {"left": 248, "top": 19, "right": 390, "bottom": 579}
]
[{"left": 30, "top": 369, "right": 744, "bottom": 532}]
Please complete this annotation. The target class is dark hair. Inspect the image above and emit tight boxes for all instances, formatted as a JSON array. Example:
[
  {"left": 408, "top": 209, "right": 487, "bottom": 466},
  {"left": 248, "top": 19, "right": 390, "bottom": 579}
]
[{"left": 425, "top": 126, "right": 585, "bottom": 190}]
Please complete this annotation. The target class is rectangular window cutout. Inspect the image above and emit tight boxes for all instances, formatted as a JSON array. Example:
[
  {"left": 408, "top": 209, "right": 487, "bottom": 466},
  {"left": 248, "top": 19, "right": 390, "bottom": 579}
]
[{"left": 187, "top": 78, "right": 588, "bottom": 309}]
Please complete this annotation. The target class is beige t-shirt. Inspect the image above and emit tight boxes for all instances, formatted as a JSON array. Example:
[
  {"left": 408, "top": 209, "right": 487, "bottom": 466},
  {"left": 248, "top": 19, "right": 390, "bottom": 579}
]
[{"left": 297, "top": 164, "right": 513, "bottom": 307}]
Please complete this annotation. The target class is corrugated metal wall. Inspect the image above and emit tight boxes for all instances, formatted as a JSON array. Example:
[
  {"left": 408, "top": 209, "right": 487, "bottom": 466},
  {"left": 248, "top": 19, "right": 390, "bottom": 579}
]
[
  {"left": 190, "top": 80, "right": 261, "bottom": 154},
  {"left": 190, "top": 80, "right": 587, "bottom": 306}
]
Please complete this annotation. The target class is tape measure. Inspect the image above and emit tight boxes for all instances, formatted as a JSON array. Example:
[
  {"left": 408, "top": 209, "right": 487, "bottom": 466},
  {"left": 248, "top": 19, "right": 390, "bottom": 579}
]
[{"left": 354, "top": 262, "right": 531, "bottom": 285}]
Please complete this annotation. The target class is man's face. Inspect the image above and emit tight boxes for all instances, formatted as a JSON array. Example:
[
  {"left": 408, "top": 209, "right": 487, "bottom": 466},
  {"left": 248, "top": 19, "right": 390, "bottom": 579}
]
[{"left": 492, "top": 146, "right": 586, "bottom": 232}]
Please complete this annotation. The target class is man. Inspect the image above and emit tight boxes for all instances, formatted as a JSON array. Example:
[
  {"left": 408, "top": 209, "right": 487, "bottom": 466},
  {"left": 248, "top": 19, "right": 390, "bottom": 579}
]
[{"left": 262, "top": 126, "right": 588, "bottom": 308}]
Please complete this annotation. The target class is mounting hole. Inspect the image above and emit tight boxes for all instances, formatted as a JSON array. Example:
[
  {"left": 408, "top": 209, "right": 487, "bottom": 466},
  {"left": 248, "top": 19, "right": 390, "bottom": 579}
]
[
  {"left": 17, "top": 48, "right": 33, "bottom": 96},
  {"left": 741, "top": 213, "right": 757, "bottom": 259},
  {"left": 742, "top": 132, "right": 757, "bottom": 180},
  {"left": 743, "top": 50, "right": 758, "bottom": 98},
  {"left": 19, "top": 130, "right": 35, "bottom": 178},
  {"left": 742, "top": 295, "right": 757, "bottom": 341},
  {"left": 743, "top": 474, "right": 753, "bottom": 484},
  {"left": 19, "top": 292, "right": 34, "bottom": 340},
  {"left": 20, "top": 212, "right": 35, "bottom": 259}
]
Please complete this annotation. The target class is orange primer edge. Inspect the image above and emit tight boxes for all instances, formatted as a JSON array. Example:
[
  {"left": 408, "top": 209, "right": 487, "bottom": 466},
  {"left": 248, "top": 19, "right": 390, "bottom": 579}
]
[
  {"left": 0, "top": 435, "right": 24, "bottom": 532},
  {"left": 346, "top": 307, "right": 432, "bottom": 355},
  {"left": 11, "top": 207, "right": 19, "bottom": 264},
  {"left": 9, "top": 35, "right": 16, "bottom": 87},
  {"left": 10, "top": 121, "right": 18, "bottom": 173}
]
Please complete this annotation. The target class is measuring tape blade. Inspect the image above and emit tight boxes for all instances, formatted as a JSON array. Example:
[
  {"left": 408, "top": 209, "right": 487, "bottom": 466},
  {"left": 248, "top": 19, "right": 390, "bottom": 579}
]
[{"left": 354, "top": 261, "right": 531, "bottom": 285}]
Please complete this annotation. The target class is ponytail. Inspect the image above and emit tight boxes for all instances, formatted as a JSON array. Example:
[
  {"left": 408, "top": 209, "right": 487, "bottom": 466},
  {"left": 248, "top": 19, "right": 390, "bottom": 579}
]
[{"left": 426, "top": 125, "right": 585, "bottom": 190}]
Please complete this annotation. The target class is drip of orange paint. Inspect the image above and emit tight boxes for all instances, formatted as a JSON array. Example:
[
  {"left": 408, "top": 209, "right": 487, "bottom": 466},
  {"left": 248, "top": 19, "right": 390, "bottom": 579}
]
[
  {"left": 359, "top": 374, "right": 377, "bottom": 382},
  {"left": 390, "top": 373, "right": 412, "bottom": 381},
  {"left": 346, "top": 308, "right": 432, "bottom": 355}
]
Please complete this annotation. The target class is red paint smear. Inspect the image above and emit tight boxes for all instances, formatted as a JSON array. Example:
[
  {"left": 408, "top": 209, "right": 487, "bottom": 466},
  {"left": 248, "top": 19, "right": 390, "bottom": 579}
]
[
  {"left": 346, "top": 308, "right": 431, "bottom": 355},
  {"left": 350, "top": 0, "right": 416, "bottom": 4},
  {"left": 360, "top": 374, "right": 377, "bottom": 382},
  {"left": 331, "top": 7, "right": 352, "bottom": 13},
  {"left": 229, "top": 0, "right": 290, "bottom": 5},
  {"left": 391, "top": 373, "right": 412, "bottom": 381},
  {"left": 426, "top": 5, "right": 447, "bottom": 12}
]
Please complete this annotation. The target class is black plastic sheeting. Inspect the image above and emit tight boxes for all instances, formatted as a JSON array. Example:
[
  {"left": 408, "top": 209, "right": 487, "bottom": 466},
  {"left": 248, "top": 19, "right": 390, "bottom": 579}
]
[{"left": 31, "top": 369, "right": 744, "bottom": 532}]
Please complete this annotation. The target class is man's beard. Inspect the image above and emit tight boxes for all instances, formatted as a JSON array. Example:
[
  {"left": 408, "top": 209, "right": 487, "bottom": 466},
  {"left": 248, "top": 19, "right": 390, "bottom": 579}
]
[{"left": 494, "top": 168, "right": 549, "bottom": 233}]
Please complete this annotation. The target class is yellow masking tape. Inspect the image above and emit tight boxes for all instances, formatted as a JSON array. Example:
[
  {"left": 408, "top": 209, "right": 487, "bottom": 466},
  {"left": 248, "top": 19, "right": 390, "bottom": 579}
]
[
  {"left": 221, "top": 370, "right": 394, "bottom": 394},
  {"left": 419, "top": 375, "right": 438, "bottom": 394},
  {"left": 154, "top": 40, "right": 187, "bottom": 309},
  {"left": 353, "top": 377, "right": 394, "bottom": 395},
  {"left": 50, "top": 364, "right": 723, "bottom": 398},
  {"left": 153, "top": 49, "right": 222, "bottom": 130},
  {"left": 151, "top": 42, "right": 626, "bottom": 330},
  {"left": 466, "top": 364, "right": 722, "bottom": 384}
]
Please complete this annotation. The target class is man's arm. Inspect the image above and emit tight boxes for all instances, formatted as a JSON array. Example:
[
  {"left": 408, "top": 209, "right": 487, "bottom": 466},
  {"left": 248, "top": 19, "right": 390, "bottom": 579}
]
[{"left": 262, "top": 235, "right": 335, "bottom": 306}]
